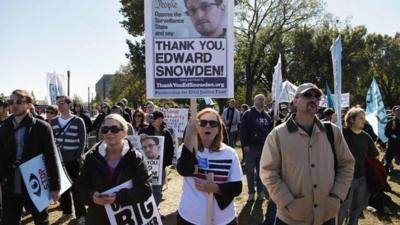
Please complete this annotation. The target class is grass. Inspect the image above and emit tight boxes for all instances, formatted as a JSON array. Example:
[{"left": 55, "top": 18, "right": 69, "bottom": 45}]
[{"left": 21, "top": 147, "right": 400, "bottom": 225}]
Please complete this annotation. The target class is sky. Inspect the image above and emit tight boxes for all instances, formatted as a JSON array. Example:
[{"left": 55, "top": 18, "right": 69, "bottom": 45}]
[{"left": 0, "top": 0, "right": 399, "bottom": 102}]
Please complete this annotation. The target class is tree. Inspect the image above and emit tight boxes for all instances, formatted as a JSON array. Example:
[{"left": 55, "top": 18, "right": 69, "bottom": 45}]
[{"left": 235, "top": 0, "right": 323, "bottom": 104}]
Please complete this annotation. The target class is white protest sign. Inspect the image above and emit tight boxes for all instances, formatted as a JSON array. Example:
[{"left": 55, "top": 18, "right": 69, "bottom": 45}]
[
  {"left": 145, "top": 0, "right": 234, "bottom": 98},
  {"left": 103, "top": 180, "right": 162, "bottom": 225},
  {"left": 320, "top": 93, "right": 350, "bottom": 108},
  {"left": 19, "top": 152, "right": 72, "bottom": 212},
  {"left": 159, "top": 108, "right": 189, "bottom": 138},
  {"left": 134, "top": 135, "right": 165, "bottom": 186}
]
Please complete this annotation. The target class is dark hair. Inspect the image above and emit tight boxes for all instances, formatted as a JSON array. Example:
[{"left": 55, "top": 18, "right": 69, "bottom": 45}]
[
  {"left": 56, "top": 95, "right": 72, "bottom": 104},
  {"left": 140, "top": 134, "right": 159, "bottom": 145},
  {"left": 47, "top": 105, "right": 59, "bottom": 114},
  {"left": 111, "top": 105, "right": 123, "bottom": 114},
  {"left": 323, "top": 108, "right": 335, "bottom": 117},
  {"left": 11, "top": 89, "right": 33, "bottom": 103},
  {"left": 184, "top": 0, "right": 223, "bottom": 8}
]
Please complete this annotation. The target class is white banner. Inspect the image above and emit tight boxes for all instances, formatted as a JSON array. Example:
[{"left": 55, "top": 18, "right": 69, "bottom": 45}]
[
  {"left": 103, "top": 180, "right": 162, "bottom": 225},
  {"left": 272, "top": 54, "right": 283, "bottom": 115},
  {"left": 19, "top": 153, "right": 72, "bottom": 212},
  {"left": 159, "top": 108, "right": 189, "bottom": 138},
  {"left": 320, "top": 93, "right": 350, "bottom": 108},
  {"left": 145, "top": 0, "right": 234, "bottom": 98},
  {"left": 128, "top": 135, "right": 165, "bottom": 186},
  {"left": 46, "top": 72, "right": 66, "bottom": 105}
]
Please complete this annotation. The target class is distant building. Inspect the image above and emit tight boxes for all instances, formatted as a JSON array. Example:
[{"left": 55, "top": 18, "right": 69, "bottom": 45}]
[{"left": 95, "top": 74, "right": 113, "bottom": 100}]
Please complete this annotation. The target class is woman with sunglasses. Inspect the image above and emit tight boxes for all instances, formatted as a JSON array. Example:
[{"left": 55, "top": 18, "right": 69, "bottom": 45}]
[
  {"left": 76, "top": 114, "right": 152, "bottom": 225},
  {"left": 177, "top": 108, "right": 243, "bottom": 225},
  {"left": 132, "top": 108, "right": 148, "bottom": 135}
]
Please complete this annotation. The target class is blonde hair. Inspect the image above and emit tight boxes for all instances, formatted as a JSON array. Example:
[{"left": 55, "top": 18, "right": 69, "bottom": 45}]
[
  {"left": 197, "top": 108, "right": 224, "bottom": 152},
  {"left": 102, "top": 114, "right": 129, "bottom": 132},
  {"left": 344, "top": 107, "right": 365, "bottom": 128}
]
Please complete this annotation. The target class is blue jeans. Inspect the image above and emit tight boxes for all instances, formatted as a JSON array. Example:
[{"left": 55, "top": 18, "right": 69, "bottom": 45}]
[
  {"left": 338, "top": 176, "right": 370, "bottom": 225},
  {"left": 245, "top": 145, "right": 265, "bottom": 194},
  {"left": 274, "top": 217, "right": 335, "bottom": 225},
  {"left": 152, "top": 168, "right": 166, "bottom": 206}
]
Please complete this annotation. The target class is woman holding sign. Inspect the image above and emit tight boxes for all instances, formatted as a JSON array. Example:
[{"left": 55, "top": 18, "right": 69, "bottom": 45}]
[
  {"left": 177, "top": 108, "right": 243, "bottom": 225},
  {"left": 76, "top": 114, "right": 152, "bottom": 225}
]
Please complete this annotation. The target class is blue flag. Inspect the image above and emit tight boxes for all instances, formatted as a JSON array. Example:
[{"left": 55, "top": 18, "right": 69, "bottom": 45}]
[
  {"left": 365, "top": 78, "right": 388, "bottom": 143},
  {"left": 325, "top": 81, "right": 335, "bottom": 110}
]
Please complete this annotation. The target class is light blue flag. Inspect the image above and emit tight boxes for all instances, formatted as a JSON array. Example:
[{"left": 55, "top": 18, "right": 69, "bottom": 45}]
[
  {"left": 365, "top": 78, "right": 388, "bottom": 143},
  {"left": 325, "top": 81, "right": 335, "bottom": 110},
  {"left": 330, "top": 36, "right": 342, "bottom": 128}
]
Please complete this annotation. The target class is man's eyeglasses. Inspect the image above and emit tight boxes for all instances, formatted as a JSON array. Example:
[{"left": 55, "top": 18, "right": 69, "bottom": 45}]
[
  {"left": 100, "top": 125, "right": 123, "bottom": 134},
  {"left": 8, "top": 99, "right": 26, "bottom": 105},
  {"left": 302, "top": 92, "right": 322, "bottom": 101},
  {"left": 56, "top": 101, "right": 66, "bottom": 105},
  {"left": 143, "top": 143, "right": 156, "bottom": 149},
  {"left": 198, "top": 119, "right": 219, "bottom": 128},
  {"left": 185, "top": 2, "right": 219, "bottom": 16}
]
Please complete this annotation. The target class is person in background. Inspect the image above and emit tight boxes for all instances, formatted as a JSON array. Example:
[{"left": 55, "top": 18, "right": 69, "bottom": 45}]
[
  {"left": 222, "top": 99, "right": 240, "bottom": 147},
  {"left": 0, "top": 100, "right": 10, "bottom": 125},
  {"left": 76, "top": 114, "right": 152, "bottom": 225},
  {"left": 110, "top": 105, "right": 134, "bottom": 136},
  {"left": 384, "top": 105, "right": 400, "bottom": 173},
  {"left": 51, "top": 95, "right": 87, "bottom": 224},
  {"left": 139, "top": 111, "right": 174, "bottom": 207},
  {"left": 73, "top": 103, "right": 92, "bottom": 133},
  {"left": 338, "top": 107, "right": 379, "bottom": 225},
  {"left": 117, "top": 101, "right": 132, "bottom": 123},
  {"left": 45, "top": 105, "right": 59, "bottom": 124},
  {"left": 240, "top": 94, "right": 272, "bottom": 201},
  {"left": 132, "top": 108, "right": 148, "bottom": 135},
  {"left": 0, "top": 89, "right": 60, "bottom": 225},
  {"left": 177, "top": 108, "right": 242, "bottom": 224},
  {"left": 145, "top": 101, "right": 157, "bottom": 122},
  {"left": 91, "top": 102, "right": 110, "bottom": 141},
  {"left": 29, "top": 104, "right": 45, "bottom": 120}
]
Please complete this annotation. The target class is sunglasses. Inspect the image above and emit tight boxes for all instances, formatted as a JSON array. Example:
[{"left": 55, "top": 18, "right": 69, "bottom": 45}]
[
  {"left": 46, "top": 110, "right": 56, "bottom": 114},
  {"left": 56, "top": 101, "right": 66, "bottom": 105},
  {"left": 302, "top": 92, "right": 321, "bottom": 101},
  {"left": 198, "top": 119, "right": 219, "bottom": 128},
  {"left": 8, "top": 99, "right": 26, "bottom": 105},
  {"left": 100, "top": 125, "right": 123, "bottom": 134}
]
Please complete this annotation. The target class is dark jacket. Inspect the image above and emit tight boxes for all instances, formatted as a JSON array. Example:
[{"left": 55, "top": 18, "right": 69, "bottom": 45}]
[
  {"left": 139, "top": 124, "right": 174, "bottom": 168},
  {"left": 76, "top": 140, "right": 152, "bottom": 225},
  {"left": 240, "top": 106, "right": 273, "bottom": 147},
  {"left": 0, "top": 113, "right": 60, "bottom": 193},
  {"left": 76, "top": 112, "right": 92, "bottom": 133},
  {"left": 385, "top": 118, "right": 400, "bottom": 149}
]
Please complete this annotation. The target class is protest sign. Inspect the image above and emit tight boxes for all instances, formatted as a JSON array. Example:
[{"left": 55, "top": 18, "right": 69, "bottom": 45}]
[
  {"left": 103, "top": 180, "right": 162, "bottom": 225},
  {"left": 320, "top": 93, "right": 350, "bottom": 108},
  {"left": 159, "top": 108, "right": 189, "bottom": 138},
  {"left": 131, "top": 135, "right": 165, "bottom": 186},
  {"left": 145, "top": 0, "right": 234, "bottom": 98},
  {"left": 19, "top": 152, "right": 71, "bottom": 212}
]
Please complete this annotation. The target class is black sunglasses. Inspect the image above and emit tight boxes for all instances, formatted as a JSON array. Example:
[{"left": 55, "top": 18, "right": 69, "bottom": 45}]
[
  {"left": 198, "top": 119, "right": 219, "bottom": 128},
  {"left": 302, "top": 92, "right": 321, "bottom": 101},
  {"left": 100, "top": 125, "right": 123, "bottom": 134},
  {"left": 8, "top": 99, "right": 26, "bottom": 105}
]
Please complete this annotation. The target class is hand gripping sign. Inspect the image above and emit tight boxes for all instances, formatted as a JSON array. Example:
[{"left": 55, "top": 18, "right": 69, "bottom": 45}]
[{"left": 103, "top": 180, "right": 163, "bottom": 225}]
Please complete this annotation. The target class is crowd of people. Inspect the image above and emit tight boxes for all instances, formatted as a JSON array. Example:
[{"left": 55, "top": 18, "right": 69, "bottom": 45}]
[{"left": 0, "top": 84, "right": 399, "bottom": 225}]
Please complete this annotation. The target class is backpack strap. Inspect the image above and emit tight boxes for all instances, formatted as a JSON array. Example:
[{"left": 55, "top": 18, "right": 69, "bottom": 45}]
[
  {"left": 323, "top": 122, "right": 337, "bottom": 171},
  {"left": 56, "top": 117, "right": 76, "bottom": 138}
]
